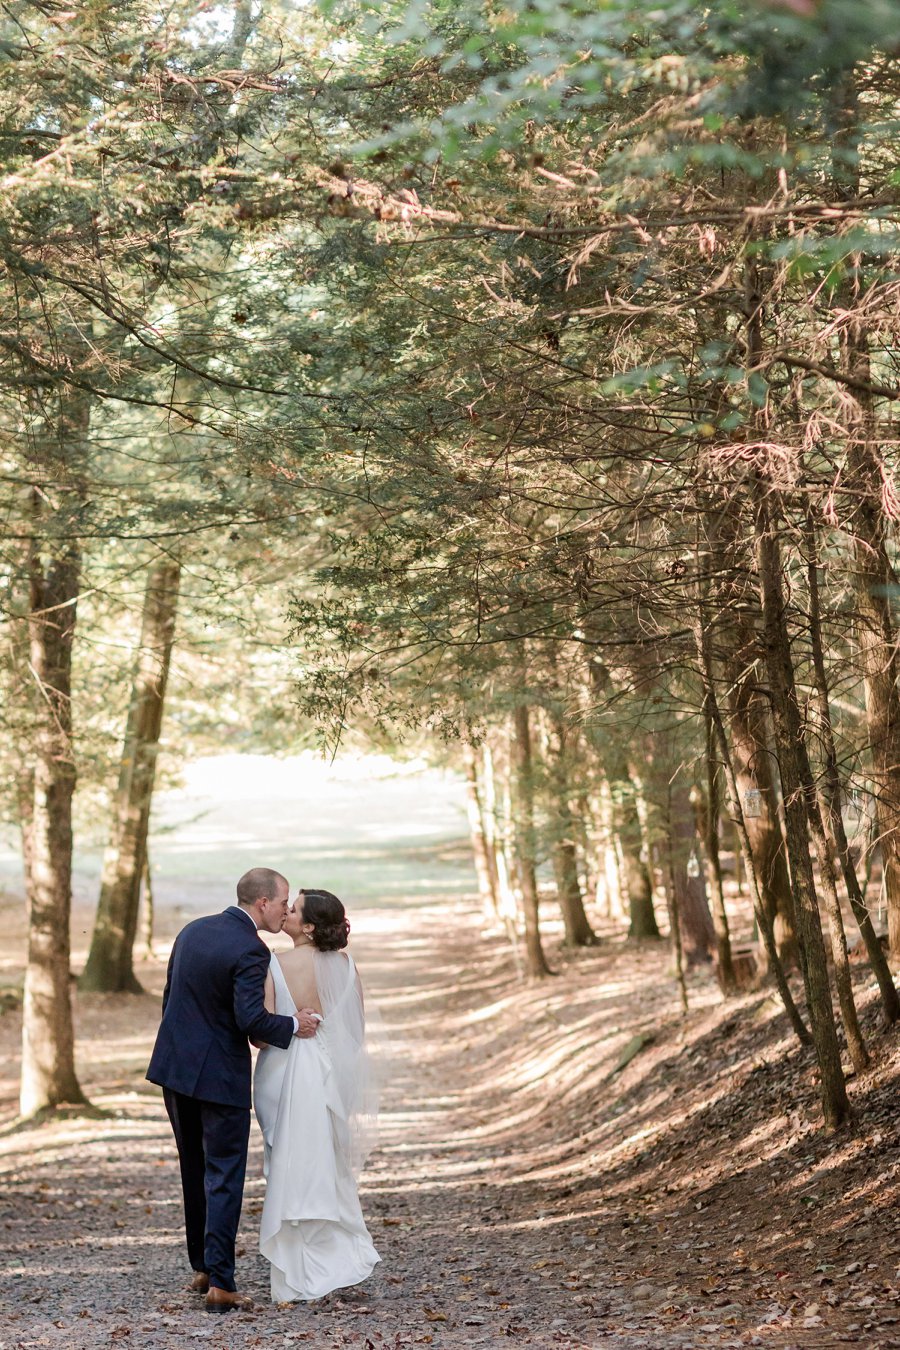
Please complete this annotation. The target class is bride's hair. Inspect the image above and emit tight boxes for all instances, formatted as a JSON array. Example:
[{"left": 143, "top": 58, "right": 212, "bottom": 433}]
[{"left": 301, "top": 888, "right": 350, "bottom": 951}]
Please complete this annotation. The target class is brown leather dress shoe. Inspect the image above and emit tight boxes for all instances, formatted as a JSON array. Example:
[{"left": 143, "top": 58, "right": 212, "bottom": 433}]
[
  {"left": 206, "top": 1287, "right": 254, "bottom": 1314},
  {"left": 188, "top": 1272, "right": 209, "bottom": 1293}
]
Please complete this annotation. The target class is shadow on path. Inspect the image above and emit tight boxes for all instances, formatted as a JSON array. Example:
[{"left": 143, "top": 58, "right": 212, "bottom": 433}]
[{"left": 0, "top": 894, "right": 899, "bottom": 1348}]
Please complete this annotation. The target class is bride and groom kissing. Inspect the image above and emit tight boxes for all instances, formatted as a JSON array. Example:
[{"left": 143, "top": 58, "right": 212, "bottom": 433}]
[{"left": 147, "top": 867, "right": 380, "bottom": 1314}]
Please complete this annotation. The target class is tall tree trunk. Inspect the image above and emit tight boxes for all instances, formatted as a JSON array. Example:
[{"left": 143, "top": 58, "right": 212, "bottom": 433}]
[
  {"left": 572, "top": 792, "right": 600, "bottom": 911},
  {"left": 620, "top": 841, "right": 659, "bottom": 937},
  {"left": 805, "top": 514, "right": 900, "bottom": 1024},
  {"left": 663, "top": 791, "right": 690, "bottom": 1014},
  {"left": 725, "top": 665, "right": 798, "bottom": 965},
  {"left": 605, "top": 754, "right": 660, "bottom": 939},
  {"left": 485, "top": 742, "right": 525, "bottom": 977},
  {"left": 801, "top": 770, "right": 869, "bottom": 1075},
  {"left": 80, "top": 558, "right": 180, "bottom": 993},
  {"left": 593, "top": 780, "right": 626, "bottom": 921},
  {"left": 510, "top": 705, "right": 552, "bottom": 978},
  {"left": 585, "top": 662, "right": 659, "bottom": 938},
  {"left": 743, "top": 227, "right": 853, "bottom": 1120},
  {"left": 690, "top": 744, "right": 737, "bottom": 992},
  {"left": 754, "top": 478, "right": 851, "bottom": 1126},
  {"left": 547, "top": 712, "right": 597, "bottom": 946},
  {"left": 21, "top": 426, "right": 88, "bottom": 1116},
  {"left": 552, "top": 839, "right": 595, "bottom": 945},
  {"left": 462, "top": 738, "right": 500, "bottom": 920},
  {"left": 17, "top": 769, "right": 35, "bottom": 892},
  {"left": 480, "top": 741, "right": 506, "bottom": 915},
  {"left": 706, "top": 504, "right": 797, "bottom": 962},
  {"left": 140, "top": 850, "right": 155, "bottom": 960},
  {"left": 831, "top": 80, "right": 900, "bottom": 957},
  {"left": 771, "top": 528, "right": 867, "bottom": 1073},
  {"left": 667, "top": 777, "right": 716, "bottom": 967},
  {"left": 693, "top": 561, "right": 811, "bottom": 1044},
  {"left": 13, "top": 572, "right": 36, "bottom": 892},
  {"left": 733, "top": 821, "right": 744, "bottom": 897},
  {"left": 844, "top": 413, "right": 900, "bottom": 956}
]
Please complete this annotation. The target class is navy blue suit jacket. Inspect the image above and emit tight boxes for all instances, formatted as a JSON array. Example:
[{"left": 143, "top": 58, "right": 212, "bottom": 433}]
[{"left": 147, "top": 906, "right": 295, "bottom": 1109}]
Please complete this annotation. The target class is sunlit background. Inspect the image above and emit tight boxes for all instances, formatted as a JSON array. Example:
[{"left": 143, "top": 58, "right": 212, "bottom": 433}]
[{"left": 0, "top": 753, "right": 474, "bottom": 975}]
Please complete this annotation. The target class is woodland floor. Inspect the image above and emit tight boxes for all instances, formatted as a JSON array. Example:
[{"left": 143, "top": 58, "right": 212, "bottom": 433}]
[{"left": 2, "top": 889, "right": 900, "bottom": 1350}]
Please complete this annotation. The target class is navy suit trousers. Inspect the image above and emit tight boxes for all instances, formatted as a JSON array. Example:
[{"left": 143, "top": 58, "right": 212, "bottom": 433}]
[{"left": 163, "top": 1088, "right": 251, "bottom": 1292}]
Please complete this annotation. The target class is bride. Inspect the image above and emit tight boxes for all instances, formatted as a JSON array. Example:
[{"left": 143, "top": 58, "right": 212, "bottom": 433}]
[{"left": 253, "top": 888, "right": 381, "bottom": 1302}]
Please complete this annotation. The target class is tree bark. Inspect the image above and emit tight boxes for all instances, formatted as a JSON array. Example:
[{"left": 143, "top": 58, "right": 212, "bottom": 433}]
[
  {"left": 552, "top": 839, "right": 595, "bottom": 945},
  {"left": 693, "top": 567, "right": 811, "bottom": 1045},
  {"left": 691, "top": 749, "right": 737, "bottom": 992},
  {"left": 463, "top": 738, "right": 501, "bottom": 920},
  {"left": 594, "top": 779, "right": 626, "bottom": 922},
  {"left": 773, "top": 529, "right": 868, "bottom": 1073},
  {"left": 510, "top": 705, "right": 553, "bottom": 977},
  {"left": 546, "top": 712, "right": 597, "bottom": 946},
  {"left": 481, "top": 741, "right": 509, "bottom": 915},
  {"left": 668, "top": 778, "right": 716, "bottom": 967},
  {"left": 804, "top": 514, "right": 900, "bottom": 1024},
  {"left": 620, "top": 838, "right": 660, "bottom": 938},
  {"left": 80, "top": 558, "right": 180, "bottom": 993},
  {"left": 831, "top": 74, "right": 900, "bottom": 957},
  {"left": 741, "top": 226, "right": 852, "bottom": 1120},
  {"left": 842, "top": 368, "right": 900, "bottom": 954},
  {"left": 140, "top": 850, "right": 155, "bottom": 960},
  {"left": 663, "top": 794, "right": 690, "bottom": 1014},
  {"left": 584, "top": 662, "right": 660, "bottom": 938},
  {"left": 754, "top": 478, "right": 851, "bottom": 1126},
  {"left": 800, "top": 766, "right": 870, "bottom": 1075},
  {"left": 20, "top": 454, "right": 88, "bottom": 1117},
  {"left": 573, "top": 792, "right": 600, "bottom": 913},
  {"left": 705, "top": 497, "right": 797, "bottom": 964},
  {"left": 725, "top": 663, "right": 798, "bottom": 965}
]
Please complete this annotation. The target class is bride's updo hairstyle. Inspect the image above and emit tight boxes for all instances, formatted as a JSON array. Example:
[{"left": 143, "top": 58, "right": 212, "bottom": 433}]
[{"left": 301, "top": 888, "right": 350, "bottom": 952}]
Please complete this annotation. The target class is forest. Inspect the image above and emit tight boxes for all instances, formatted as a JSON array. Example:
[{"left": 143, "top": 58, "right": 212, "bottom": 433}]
[{"left": 3, "top": 0, "right": 900, "bottom": 1320}]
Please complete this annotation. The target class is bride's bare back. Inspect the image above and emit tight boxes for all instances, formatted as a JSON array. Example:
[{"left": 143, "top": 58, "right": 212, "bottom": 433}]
[
  {"left": 264, "top": 946, "right": 321, "bottom": 1015},
  {"left": 270, "top": 944, "right": 348, "bottom": 1014}
]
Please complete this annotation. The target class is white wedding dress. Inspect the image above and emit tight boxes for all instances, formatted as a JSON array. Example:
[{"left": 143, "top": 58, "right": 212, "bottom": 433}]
[{"left": 254, "top": 951, "right": 381, "bottom": 1302}]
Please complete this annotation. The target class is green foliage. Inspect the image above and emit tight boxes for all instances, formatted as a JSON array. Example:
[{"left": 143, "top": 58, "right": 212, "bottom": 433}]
[
  {"left": 0, "top": 0, "right": 897, "bottom": 896},
  {"left": 322, "top": 0, "right": 900, "bottom": 170}
]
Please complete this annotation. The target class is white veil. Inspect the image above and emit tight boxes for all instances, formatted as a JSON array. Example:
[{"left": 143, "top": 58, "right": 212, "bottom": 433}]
[{"left": 314, "top": 949, "right": 383, "bottom": 1175}]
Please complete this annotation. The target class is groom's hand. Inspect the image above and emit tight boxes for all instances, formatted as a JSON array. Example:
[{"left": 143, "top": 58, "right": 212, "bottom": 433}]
[{"left": 294, "top": 1008, "right": 321, "bottom": 1038}]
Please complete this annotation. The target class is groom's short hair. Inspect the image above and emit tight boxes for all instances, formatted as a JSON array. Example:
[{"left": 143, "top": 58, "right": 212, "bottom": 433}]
[{"left": 236, "top": 867, "right": 288, "bottom": 906}]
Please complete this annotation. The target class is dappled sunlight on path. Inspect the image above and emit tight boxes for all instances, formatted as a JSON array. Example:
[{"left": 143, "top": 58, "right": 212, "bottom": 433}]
[{"left": 2, "top": 871, "right": 900, "bottom": 1346}]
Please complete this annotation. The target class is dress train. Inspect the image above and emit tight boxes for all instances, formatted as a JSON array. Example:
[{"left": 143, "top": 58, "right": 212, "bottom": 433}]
[{"left": 254, "top": 953, "right": 380, "bottom": 1301}]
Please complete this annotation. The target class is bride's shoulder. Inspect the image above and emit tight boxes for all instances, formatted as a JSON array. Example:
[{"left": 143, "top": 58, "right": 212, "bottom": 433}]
[{"left": 278, "top": 945, "right": 315, "bottom": 967}]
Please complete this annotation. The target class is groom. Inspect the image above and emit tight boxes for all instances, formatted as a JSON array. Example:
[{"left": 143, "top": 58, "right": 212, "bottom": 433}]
[{"left": 147, "top": 867, "right": 319, "bottom": 1314}]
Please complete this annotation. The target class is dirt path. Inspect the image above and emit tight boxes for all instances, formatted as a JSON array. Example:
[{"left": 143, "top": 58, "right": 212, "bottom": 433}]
[{"left": 2, "top": 894, "right": 900, "bottom": 1350}]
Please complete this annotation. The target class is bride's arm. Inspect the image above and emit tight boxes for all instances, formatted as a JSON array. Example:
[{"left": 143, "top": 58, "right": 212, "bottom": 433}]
[{"left": 249, "top": 970, "right": 284, "bottom": 1049}]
